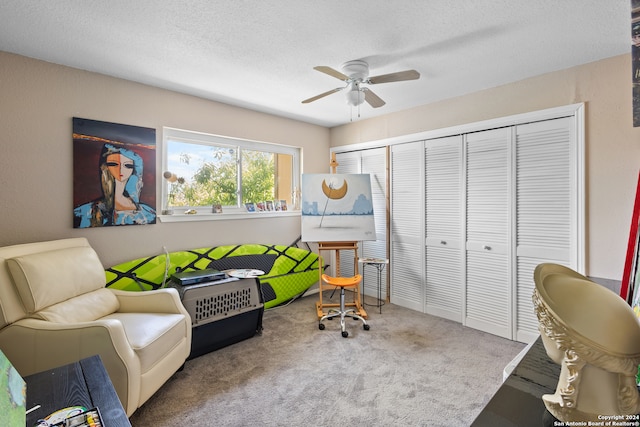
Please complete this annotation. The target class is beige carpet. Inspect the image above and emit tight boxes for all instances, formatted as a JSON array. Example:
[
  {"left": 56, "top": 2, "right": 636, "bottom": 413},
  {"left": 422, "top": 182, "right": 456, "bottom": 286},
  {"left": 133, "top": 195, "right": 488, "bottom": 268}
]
[{"left": 129, "top": 291, "right": 525, "bottom": 426}]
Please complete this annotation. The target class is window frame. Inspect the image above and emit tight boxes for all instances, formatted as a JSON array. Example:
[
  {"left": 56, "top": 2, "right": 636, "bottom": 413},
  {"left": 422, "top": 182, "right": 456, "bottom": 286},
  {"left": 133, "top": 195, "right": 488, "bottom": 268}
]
[{"left": 160, "top": 127, "right": 301, "bottom": 221}]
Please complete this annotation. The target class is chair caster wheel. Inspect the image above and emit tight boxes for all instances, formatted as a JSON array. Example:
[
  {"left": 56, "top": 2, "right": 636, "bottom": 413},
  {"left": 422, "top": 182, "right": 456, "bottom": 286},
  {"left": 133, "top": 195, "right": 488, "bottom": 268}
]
[
  {"left": 363, "top": 324, "right": 370, "bottom": 331},
  {"left": 319, "top": 323, "right": 325, "bottom": 330},
  {"left": 342, "top": 331, "right": 349, "bottom": 338}
]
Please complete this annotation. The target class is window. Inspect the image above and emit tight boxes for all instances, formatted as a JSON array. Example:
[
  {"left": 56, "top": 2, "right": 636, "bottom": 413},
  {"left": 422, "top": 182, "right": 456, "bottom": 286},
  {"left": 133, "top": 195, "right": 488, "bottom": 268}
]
[{"left": 162, "top": 127, "right": 300, "bottom": 216}]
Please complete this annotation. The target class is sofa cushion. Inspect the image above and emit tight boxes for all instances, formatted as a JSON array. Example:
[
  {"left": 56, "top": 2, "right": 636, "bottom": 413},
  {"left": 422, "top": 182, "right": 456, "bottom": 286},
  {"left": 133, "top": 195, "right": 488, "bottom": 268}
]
[
  {"left": 103, "top": 312, "right": 187, "bottom": 373},
  {"left": 7, "top": 246, "right": 106, "bottom": 313},
  {"left": 33, "top": 288, "right": 120, "bottom": 323}
]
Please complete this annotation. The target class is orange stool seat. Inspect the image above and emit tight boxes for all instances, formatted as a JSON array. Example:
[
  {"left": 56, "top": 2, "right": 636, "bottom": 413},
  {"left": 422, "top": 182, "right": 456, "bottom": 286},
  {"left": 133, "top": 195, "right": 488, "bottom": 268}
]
[{"left": 321, "top": 274, "right": 362, "bottom": 288}]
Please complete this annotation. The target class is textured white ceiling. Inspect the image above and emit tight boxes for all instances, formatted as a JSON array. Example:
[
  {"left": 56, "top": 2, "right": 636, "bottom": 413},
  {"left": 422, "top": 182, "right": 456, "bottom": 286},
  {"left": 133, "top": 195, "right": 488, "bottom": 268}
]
[{"left": 0, "top": 1, "right": 632, "bottom": 127}]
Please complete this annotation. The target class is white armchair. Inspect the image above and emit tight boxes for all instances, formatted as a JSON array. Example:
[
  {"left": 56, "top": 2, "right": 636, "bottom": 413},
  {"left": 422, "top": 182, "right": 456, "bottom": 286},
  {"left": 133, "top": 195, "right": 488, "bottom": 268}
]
[{"left": 0, "top": 238, "right": 192, "bottom": 416}]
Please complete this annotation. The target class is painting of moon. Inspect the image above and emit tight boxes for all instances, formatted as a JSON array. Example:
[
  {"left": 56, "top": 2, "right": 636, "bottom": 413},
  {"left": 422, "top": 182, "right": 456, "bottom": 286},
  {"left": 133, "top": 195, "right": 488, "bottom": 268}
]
[{"left": 301, "top": 173, "right": 376, "bottom": 242}]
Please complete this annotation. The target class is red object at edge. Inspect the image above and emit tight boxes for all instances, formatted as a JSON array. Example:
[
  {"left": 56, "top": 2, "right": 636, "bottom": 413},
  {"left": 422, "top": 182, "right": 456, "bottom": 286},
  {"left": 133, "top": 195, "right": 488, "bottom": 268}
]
[{"left": 620, "top": 171, "right": 640, "bottom": 302}]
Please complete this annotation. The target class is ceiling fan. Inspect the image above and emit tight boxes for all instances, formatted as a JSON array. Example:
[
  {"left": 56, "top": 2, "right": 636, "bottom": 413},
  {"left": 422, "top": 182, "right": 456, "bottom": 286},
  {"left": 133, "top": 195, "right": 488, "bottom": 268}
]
[{"left": 302, "top": 60, "right": 420, "bottom": 108}]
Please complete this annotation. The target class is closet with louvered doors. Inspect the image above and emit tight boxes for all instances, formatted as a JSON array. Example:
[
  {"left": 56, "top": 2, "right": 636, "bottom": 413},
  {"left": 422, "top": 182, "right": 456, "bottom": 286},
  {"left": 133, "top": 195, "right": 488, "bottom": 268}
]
[
  {"left": 388, "top": 109, "right": 581, "bottom": 342},
  {"left": 462, "top": 117, "right": 578, "bottom": 341}
]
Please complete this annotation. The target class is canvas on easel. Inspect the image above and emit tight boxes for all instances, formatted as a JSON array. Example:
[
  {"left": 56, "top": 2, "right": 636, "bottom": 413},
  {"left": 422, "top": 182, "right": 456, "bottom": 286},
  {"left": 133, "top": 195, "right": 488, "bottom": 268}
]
[{"left": 300, "top": 173, "right": 375, "bottom": 242}]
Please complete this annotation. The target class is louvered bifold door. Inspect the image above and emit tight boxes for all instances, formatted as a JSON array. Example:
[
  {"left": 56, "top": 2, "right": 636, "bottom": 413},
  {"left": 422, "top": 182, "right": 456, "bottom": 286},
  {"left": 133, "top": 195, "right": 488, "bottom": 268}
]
[
  {"left": 514, "top": 117, "right": 575, "bottom": 342},
  {"left": 465, "top": 128, "right": 512, "bottom": 339},
  {"left": 361, "top": 148, "right": 388, "bottom": 300},
  {"left": 425, "top": 136, "right": 463, "bottom": 322},
  {"left": 335, "top": 151, "right": 360, "bottom": 278},
  {"left": 390, "top": 141, "right": 425, "bottom": 312}
]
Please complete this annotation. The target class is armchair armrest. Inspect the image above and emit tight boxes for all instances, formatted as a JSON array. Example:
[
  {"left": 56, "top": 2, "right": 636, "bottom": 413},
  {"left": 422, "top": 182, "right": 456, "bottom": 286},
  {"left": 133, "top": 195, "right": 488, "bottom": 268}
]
[
  {"left": 0, "top": 317, "right": 140, "bottom": 413},
  {"left": 111, "top": 288, "right": 188, "bottom": 316}
]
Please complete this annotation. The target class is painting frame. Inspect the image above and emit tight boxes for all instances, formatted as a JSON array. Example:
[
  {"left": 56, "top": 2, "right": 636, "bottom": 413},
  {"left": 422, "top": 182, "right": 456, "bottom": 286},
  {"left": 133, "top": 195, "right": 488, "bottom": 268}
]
[{"left": 73, "top": 117, "right": 157, "bottom": 228}]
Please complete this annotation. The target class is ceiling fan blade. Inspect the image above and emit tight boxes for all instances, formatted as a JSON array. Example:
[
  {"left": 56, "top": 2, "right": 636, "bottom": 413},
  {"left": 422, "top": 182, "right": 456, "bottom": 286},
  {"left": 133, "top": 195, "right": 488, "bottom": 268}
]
[
  {"left": 314, "top": 66, "right": 349, "bottom": 81},
  {"left": 363, "top": 88, "right": 386, "bottom": 108},
  {"left": 368, "top": 69, "right": 420, "bottom": 84},
  {"left": 302, "top": 87, "right": 343, "bottom": 104}
]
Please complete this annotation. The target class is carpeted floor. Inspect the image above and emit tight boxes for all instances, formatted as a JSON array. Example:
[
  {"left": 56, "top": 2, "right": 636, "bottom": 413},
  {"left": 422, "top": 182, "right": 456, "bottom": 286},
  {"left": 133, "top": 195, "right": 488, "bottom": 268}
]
[{"left": 129, "top": 291, "right": 525, "bottom": 426}]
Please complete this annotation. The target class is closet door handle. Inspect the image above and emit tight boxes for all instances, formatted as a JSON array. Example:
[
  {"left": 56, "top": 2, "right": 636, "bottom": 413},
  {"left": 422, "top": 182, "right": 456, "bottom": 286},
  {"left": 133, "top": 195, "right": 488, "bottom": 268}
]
[
  {"left": 483, "top": 245, "right": 492, "bottom": 251},
  {"left": 440, "top": 240, "right": 447, "bottom": 245}
]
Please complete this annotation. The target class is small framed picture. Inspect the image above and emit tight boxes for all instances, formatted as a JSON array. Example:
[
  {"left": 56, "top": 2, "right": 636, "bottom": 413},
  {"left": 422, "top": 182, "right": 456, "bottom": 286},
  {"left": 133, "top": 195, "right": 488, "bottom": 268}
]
[
  {"left": 256, "top": 201, "right": 266, "bottom": 212},
  {"left": 266, "top": 200, "right": 274, "bottom": 211},
  {"left": 245, "top": 202, "right": 256, "bottom": 212},
  {"left": 279, "top": 199, "right": 288, "bottom": 211},
  {"left": 212, "top": 204, "right": 223, "bottom": 213}
]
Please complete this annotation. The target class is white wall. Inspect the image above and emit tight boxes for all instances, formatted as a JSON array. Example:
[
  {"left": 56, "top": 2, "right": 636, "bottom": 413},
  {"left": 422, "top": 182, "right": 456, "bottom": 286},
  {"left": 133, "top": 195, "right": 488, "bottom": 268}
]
[
  {"left": 330, "top": 54, "right": 640, "bottom": 280},
  {"left": 0, "top": 52, "right": 330, "bottom": 267}
]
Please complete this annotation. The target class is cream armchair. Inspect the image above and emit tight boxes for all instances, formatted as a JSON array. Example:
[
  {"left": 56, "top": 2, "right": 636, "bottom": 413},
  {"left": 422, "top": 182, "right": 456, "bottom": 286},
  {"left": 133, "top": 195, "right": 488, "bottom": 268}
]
[{"left": 0, "top": 238, "right": 192, "bottom": 417}]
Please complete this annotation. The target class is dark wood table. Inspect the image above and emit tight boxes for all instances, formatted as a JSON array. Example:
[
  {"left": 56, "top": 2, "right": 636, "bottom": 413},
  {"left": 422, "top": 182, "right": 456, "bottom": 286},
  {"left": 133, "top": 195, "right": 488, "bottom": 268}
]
[
  {"left": 25, "top": 355, "right": 131, "bottom": 427},
  {"left": 472, "top": 278, "right": 622, "bottom": 426},
  {"left": 471, "top": 336, "right": 561, "bottom": 426}
]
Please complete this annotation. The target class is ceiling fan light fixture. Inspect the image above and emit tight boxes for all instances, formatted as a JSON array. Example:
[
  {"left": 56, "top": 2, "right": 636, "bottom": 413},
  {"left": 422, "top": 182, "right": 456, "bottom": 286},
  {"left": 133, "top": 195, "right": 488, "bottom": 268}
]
[
  {"left": 345, "top": 86, "right": 365, "bottom": 106},
  {"left": 345, "top": 90, "right": 364, "bottom": 106}
]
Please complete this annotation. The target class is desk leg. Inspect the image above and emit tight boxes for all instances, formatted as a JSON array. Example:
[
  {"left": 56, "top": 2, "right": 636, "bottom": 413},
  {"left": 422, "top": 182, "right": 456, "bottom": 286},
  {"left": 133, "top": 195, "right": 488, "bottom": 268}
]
[
  {"left": 361, "top": 264, "right": 365, "bottom": 308},
  {"left": 377, "top": 264, "right": 383, "bottom": 314},
  {"left": 362, "top": 263, "right": 386, "bottom": 314}
]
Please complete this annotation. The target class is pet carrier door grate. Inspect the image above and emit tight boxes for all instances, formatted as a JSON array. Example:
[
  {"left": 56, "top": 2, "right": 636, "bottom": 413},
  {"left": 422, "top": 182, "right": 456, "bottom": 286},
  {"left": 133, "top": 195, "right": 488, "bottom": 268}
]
[
  {"left": 195, "top": 287, "right": 254, "bottom": 322},
  {"left": 179, "top": 278, "right": 262, "bottom": 326}
]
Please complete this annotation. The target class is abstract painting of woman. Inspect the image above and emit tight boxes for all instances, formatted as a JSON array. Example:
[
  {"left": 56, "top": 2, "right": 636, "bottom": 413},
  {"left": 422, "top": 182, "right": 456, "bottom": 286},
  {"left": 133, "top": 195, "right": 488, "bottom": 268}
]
[
  {"left": 74, "top": 144, "right": 156, "bottom": 227},
  {"left": 73, "top": 118, "right": 156, "bottom": 228}
]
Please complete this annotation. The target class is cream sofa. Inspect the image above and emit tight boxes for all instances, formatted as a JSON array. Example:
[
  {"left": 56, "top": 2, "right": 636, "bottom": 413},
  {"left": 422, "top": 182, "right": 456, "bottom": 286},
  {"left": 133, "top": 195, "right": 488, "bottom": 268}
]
[{"left": 0, "top": 238, "right": 192, "bottom": 416}]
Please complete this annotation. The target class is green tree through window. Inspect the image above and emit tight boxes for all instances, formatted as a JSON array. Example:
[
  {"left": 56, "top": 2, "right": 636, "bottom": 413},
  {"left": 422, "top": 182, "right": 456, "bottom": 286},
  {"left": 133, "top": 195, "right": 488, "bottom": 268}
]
[{"left": 241, "top": 150, "right": 275, "bottom": 204}]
